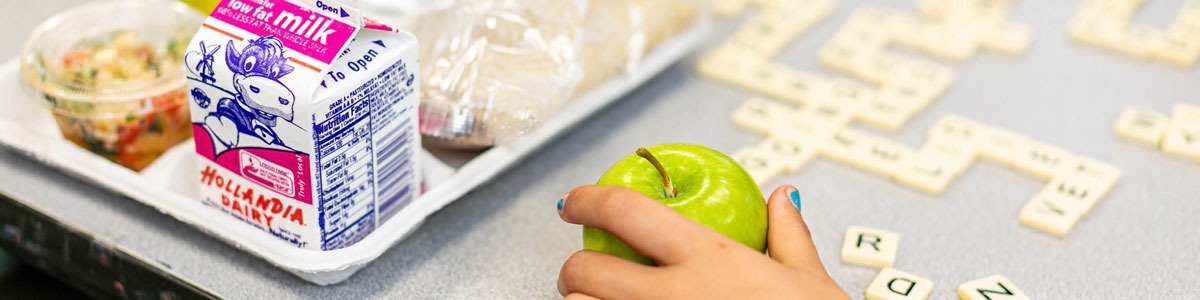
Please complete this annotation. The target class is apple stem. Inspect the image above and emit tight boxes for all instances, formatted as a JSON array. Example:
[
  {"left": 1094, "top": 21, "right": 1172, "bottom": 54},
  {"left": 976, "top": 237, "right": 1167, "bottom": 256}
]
[{"left": 636, "top": 148, "right": 677, "bottom": 198}]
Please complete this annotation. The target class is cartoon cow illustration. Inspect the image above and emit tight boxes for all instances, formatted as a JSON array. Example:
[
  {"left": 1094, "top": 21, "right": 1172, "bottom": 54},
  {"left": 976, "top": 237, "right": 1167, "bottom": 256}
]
[{"left": 204, "top": 37, "right": 297, "bottom": 149}]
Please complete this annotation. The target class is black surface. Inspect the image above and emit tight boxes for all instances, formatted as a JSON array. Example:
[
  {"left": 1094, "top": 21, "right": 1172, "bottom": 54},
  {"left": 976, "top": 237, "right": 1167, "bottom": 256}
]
[{"left": 0, "top": 193, "right": 217, "bottom": 300}]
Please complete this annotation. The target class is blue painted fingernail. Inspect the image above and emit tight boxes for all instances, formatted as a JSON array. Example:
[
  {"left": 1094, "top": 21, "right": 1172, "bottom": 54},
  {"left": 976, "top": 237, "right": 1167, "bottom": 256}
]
[
  {"left": 788, "top": 189, "right": 801, "bottom": 212},
  {"left": 557, "top": 198, "right": 564, "bottom": 216}
]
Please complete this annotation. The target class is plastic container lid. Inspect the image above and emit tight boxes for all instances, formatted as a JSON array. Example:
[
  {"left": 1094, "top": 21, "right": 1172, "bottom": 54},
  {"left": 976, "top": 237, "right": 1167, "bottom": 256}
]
[{"left": 19, "top": 0, "right": 203, "bottom": 118}]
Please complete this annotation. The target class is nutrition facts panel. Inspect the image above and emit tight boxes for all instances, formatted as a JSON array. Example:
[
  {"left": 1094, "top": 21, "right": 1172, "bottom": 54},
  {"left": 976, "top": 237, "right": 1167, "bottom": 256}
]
[
  {"left": 315, "top": 87, "right": 378, "bottom": 250},
  {"left": 312, "top": 59, "right": 416, "bottom": 251}
]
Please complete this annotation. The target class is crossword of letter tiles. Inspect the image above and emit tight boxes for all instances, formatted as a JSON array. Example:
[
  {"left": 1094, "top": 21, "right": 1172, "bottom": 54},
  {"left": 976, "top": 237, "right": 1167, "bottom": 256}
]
[
  {"left": 706, "top": 0, "right": 1114, "bottom": 239},
  {"left": 1069, "top": 0, "right": 1200, "bottom": 67},
  {"left": 704, "top": 0, "right": 1117, "bottom": 237},
  {"left": 866, "top": 268, "right": 934, "bottom": 300},
  {"left": 841, "top": 226, "right": 899, "bottom": 268},
  {"left": 734, "top": 108, "right": 1122, "bottom": 236},
  {"left": 1113, "top": 103, "right": 1200, "bottom": 162},
  {"left": 956, "top": 275, "right": 1030, "bottom": 300}
]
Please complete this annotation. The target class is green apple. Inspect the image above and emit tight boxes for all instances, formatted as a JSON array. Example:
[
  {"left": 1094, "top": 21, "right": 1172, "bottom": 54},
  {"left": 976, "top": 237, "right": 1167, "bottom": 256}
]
[{"left": 584, "top": 144, "right": 768, "bottom": 265}]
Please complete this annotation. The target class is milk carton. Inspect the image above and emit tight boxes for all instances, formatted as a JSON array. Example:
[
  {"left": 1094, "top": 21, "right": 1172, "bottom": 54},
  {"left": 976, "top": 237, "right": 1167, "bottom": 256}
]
[{"left": 184, "top": 0, "right": 420, "bottom": 250}]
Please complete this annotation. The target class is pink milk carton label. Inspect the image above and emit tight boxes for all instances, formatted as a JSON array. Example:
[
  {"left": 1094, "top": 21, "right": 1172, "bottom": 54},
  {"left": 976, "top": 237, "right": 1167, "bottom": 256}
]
[{"left": 185, "top": 0, "right": 421, "bottom": 250}]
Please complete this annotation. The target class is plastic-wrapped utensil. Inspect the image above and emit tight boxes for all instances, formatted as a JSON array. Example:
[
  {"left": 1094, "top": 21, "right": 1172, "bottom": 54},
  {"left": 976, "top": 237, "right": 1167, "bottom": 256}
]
[{"left": 414, "top": 0, "right": 586, "bottom": 149}]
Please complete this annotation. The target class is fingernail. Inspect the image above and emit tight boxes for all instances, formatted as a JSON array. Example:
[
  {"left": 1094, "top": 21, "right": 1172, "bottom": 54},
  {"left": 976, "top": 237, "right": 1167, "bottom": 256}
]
[
  {"left": 556, "top": 196, "right": 565, "bottom": 217},
  {"left": 788, "top": 188, "right": 801, "bottom": 212}
]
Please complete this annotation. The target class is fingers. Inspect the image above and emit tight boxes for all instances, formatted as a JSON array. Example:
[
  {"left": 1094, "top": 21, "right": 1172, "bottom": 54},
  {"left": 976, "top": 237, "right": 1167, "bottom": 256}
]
[
  {"left": 558, "top": 185, "right": 710, "bottom": 265},
  {"left": 766, "top": 185, "right": 827, "bottom": 274},
  {"left": 563, "top": 293, "right": 601, "bottom": 300},
  {"left": 558, "top": 250, "right": 660, "bottom": 299}
]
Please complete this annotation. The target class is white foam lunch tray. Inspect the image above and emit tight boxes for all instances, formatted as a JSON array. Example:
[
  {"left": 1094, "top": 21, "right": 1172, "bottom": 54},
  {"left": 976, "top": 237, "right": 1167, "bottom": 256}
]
[{"left": 0, "top": 16, "right": 711, "bottom": 285}]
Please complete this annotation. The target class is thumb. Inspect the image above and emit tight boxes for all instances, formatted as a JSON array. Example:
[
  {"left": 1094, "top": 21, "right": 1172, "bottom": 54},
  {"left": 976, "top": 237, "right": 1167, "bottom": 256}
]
[{"left": 766, "top": 185, "right": 827, "bottom": 274}]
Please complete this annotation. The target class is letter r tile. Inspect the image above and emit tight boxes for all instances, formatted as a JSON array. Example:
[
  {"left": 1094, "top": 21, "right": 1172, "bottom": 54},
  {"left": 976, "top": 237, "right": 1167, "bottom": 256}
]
[{"left": 841, "top": 226, "right": 900, "bottom": 268}]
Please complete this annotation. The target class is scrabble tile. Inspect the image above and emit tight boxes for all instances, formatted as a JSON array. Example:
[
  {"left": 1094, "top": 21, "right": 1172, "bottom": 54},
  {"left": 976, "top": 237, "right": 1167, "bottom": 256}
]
[
  {"left": 880, "top": 80, "right": 942, "bottom": 113},
  {"left": 982, "top": 23, "right": 1033, "bottom": 56},
  {"left": 928, "top": 115, "right": 989, "bottom": 145},
  {"left": 893, "top": 156, "right": 957, "bottom": 194},
  {"left": 832, "top": 23, "right": 891, "bottom": 50},
  {"left": 1160, "top": 122, "right": 1200, "bottom": 162},
  {"left": 888, "top": 58, "right": 955, "bottom": 95},
  {"left": 1043, "top": 175, "right": 1114, "bottom": 214},
  {"left": 866, "top": 268, "right": 934, "bottom": 300},
  {"left": 841, "top": 226, "right": 900, "bottom": 268},
  {"left": 854, "top": 53, "right": 954, "bottom": 88},
  {"left": 821, "top": 129, "right": 914, "bottom": 178},
  {"left": 916, "top": 0, "right": 968, "bottom": 19},
  {"left": 1112, "top": 26, "right": 1161, "bottom": 59},
  {"left": 708, "top": 63, "right": 805, "bottom": 104},
  {"left": 768, "top": 70, "right": 829, "bottom": 106},
  {"left": 1150, "top": 29, "right": 1200, "bottom": 67},
  {"left": 942, "top": 9, "right": 1006, "bottom": 35},
  {"left": 918, "top": 26, "right": 980, "bottom": 62},
  {"left": 973, "top": 127, "right": 1031, "bottom": 165},
  {"left": 696, "top": 49, "right": 760, "bottom": 84},
  {"left": 1057, "top": 156, "right": 1122, "bottom": 188},
  {"left": 845, "top": 5, "right": 902, "bottom": 29},
  {"left": 712, "top": 0, "right": 748, "bottom": 17},
  {"left": 854, "top": 55, "right": 906, "bottom": 85},
  {"left": 737, "top": 14, "right": 810, "bottom": 58},
  {"left": 784, "top": 0, "right": 836, "bottom": 20},
  {"left": 1011, "top": 143, "right": 1076, "bottom": 179},
  {"left": 956, "top": 275, "right": 1030, "bottom": 300},
  {"left": 800, "top": 98, "right": 857, "bottom": 129},
  {"left": 1113, "top": 106, "right": 1171, "bottom": 146},
  {"left": 1019, "top": 193, "right": 1085, "bottom": 237},
  {"left": 725, "top": 18, "right": 789, "bottom": 56},
  {"left": 732, "top": 146, "right": 786, "bottom": 186},
  {"left": 824, "top": 78, "right": 879, "bottom": 109},
  {"left": 917, "top": 140, "right": 977, "bottom": 175},
  {"left": 892, "top": 19, "right": 937, "bottom": 51},
  {"left": 731, "top": 98, "right": 797, "bottom": 136},
  {"left": 759, "top": 135, "right": 820, "bottom": 172},
  {"left": 915, "top": 0, "right": 960, "bottom": 15},
  {"left": 819, "top": 40, "right": 876, "bottom": 74},
  {"left": 820, "top": 129, "right": 871, "bottom": 166},
  {"left": 775, "top": 113, "right": 841, "bottom": 139},
  {"left": 1172, "top": 102, "right": 1200, "bottom": 125},
  {"left": 751, "top": 0, "right": 815, "bottom": 9},
  {"left": 1068, "top": 14, "right": 1127, "bottom": 48},
  {"left": 856, "top": 94, "right": 919, "bottom": 131},
  {"left": 760, "top": 65, "right": 825, "bottom": 105},
  {"left": 857, "top": 136, "right": 917, "bottom": 177}
]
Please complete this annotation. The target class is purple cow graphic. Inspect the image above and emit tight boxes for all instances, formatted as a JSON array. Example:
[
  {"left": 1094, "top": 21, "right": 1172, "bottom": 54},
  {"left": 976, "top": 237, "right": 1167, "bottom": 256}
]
[{"left": 204, "top": 37, "right": 297, "bottom": 148}]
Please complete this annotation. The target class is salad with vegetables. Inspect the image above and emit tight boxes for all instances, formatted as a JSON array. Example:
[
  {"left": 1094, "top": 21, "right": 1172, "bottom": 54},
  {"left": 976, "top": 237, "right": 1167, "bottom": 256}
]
[{"left": 24, "top": 30, "right": 194, "bottom": 171}]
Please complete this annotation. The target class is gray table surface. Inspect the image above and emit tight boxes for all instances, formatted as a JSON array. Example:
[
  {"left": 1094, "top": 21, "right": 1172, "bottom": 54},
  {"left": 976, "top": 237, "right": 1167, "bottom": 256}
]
[{"left": 2, "top": 0, "right": 1199, "bottom": 299}]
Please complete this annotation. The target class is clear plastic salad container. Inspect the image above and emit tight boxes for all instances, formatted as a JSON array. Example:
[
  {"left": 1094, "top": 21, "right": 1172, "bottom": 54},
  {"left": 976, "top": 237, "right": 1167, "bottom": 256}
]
[{"left": 19, "top": 0, "right": 203, "bottom": 171}]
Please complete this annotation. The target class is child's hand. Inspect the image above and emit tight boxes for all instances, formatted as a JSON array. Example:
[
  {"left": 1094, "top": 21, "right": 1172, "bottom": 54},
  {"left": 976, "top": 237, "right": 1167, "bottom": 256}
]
[{"left": 556, "top": 185, "right": 849, "bottom": 300}]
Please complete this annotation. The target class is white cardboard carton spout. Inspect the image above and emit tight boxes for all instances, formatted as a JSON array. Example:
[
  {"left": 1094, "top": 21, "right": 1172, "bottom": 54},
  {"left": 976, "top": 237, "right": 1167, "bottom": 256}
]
[{"left": 185, "top": 0, "right": 421, "bottom": 251}]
